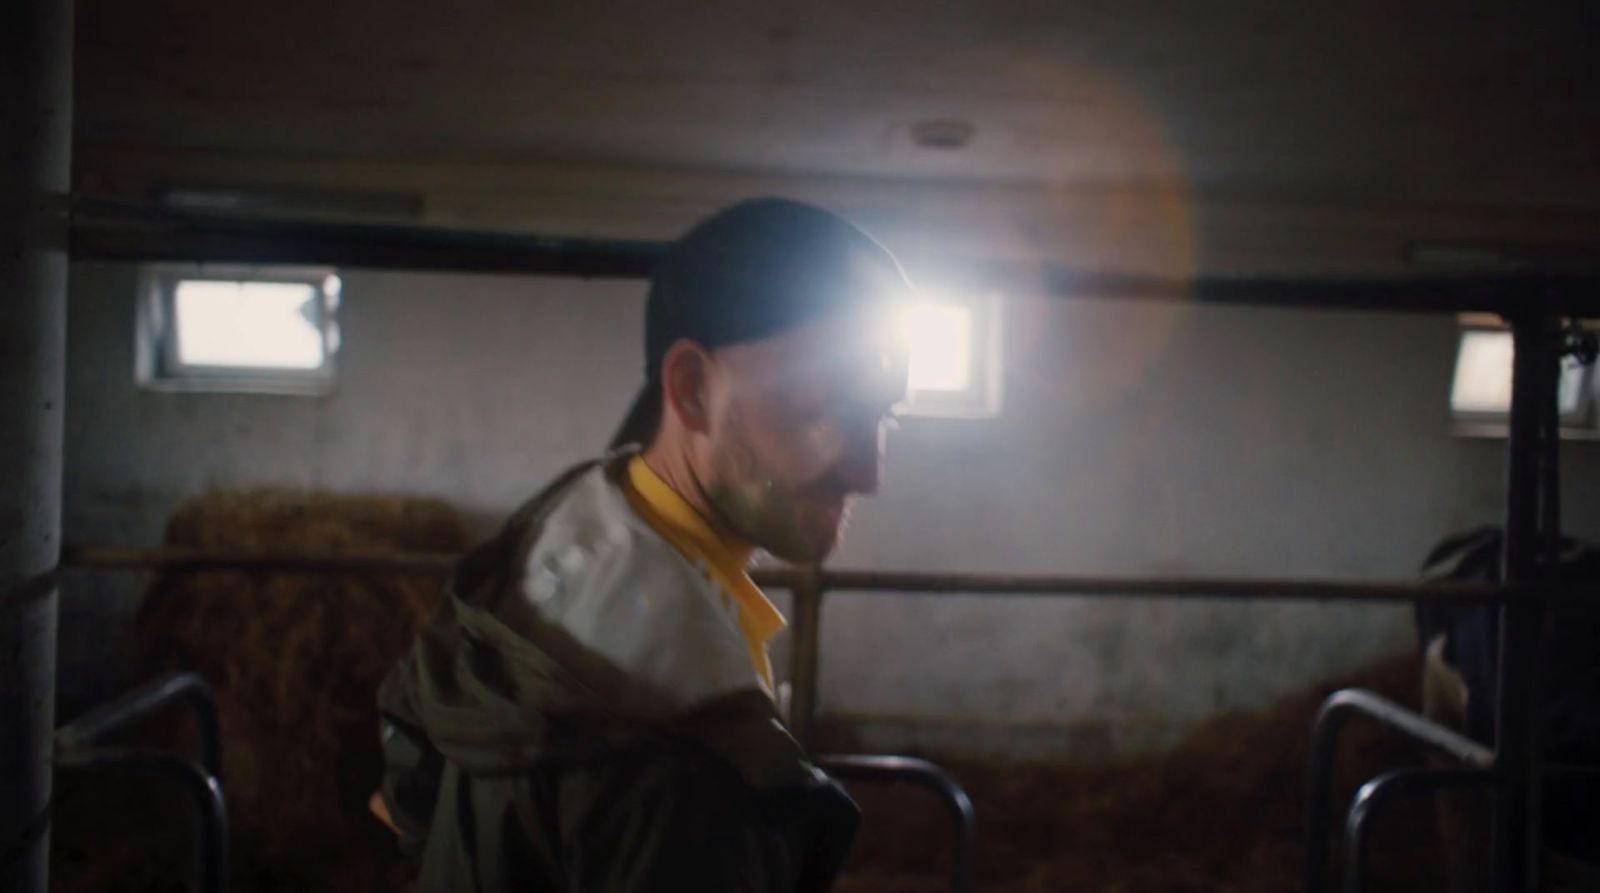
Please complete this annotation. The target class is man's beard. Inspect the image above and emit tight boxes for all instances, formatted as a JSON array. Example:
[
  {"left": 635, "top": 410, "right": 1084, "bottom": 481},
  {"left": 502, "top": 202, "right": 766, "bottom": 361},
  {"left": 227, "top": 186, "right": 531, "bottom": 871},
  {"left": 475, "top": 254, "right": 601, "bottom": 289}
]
[
  {"left": 702, "top": 420, "right": 851, "bottom": 564},
  {"left": 708, "top": 477, "right": 851, "bottom": 564}
]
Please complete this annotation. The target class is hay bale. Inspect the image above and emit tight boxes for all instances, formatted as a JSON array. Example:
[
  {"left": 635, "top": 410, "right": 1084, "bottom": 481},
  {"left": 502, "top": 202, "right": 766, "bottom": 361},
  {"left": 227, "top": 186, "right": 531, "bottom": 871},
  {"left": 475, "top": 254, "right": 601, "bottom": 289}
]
[
  {"left": 117, "top": 488, "right": 468, "bottom": 890},
  {"left": 836, "top": 656, "right": 1438, "bottom": 893}
]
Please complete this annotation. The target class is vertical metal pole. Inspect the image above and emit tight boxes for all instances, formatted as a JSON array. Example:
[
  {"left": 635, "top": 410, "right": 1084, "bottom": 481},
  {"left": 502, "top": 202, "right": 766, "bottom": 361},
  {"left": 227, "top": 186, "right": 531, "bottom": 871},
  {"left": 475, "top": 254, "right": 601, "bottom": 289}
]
[
  {"left": 1492, "top": 308, "right": 1555, "bottom": 893},
  {"left": 1344, "top": 769, "right": 1496, "bottom": 893},
  {"left": 0, "top": 0, "right": 72, "bottom": 889},
  {"left": 1304, "top": 699, "right": 1348, "bottom": 893},
  {"left": 787, "top": 570, "right": 824, "bottom": 752}
]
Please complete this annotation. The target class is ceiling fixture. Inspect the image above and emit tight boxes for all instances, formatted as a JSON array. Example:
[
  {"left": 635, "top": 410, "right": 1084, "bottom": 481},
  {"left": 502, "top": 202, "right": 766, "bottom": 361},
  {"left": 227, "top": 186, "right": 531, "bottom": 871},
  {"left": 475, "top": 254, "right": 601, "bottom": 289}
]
[
  {"left": 910, "top": 119, "right": 976, "bottom": 150},
  {"left": 156, "top": 186, "right": 424, "bottom": 220},
  {"left": 1404, "top": 241, "right": 1600, "bottom": 274}
]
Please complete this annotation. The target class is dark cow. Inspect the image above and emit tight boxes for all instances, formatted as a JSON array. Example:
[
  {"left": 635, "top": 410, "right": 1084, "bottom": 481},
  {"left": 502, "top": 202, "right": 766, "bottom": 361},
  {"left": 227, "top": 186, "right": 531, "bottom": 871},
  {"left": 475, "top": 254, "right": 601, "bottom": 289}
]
[{"left": 1415, "top": 527, "right": 1600, "bottom": 890}]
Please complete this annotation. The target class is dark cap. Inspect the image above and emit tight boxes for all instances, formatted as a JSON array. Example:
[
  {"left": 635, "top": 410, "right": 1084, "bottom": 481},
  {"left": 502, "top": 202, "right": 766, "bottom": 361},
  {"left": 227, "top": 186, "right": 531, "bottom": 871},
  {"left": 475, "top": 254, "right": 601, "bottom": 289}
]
[{"left": 609, "top": 197, "right": 910, "bottom": 449}]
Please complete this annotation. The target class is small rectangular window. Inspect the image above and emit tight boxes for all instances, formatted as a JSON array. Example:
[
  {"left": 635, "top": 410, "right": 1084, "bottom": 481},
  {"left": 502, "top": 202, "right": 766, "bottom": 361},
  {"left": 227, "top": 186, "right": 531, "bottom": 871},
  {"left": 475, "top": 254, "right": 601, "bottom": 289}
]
[
  {"left": 896, "top": 292, "right": 1002, "bottom": 418},
  {"left": 1449, "top": 314, "right": 1597, "bottom": 438},
  {"left": 137, "top": 264, "right": 341, "bottom": 394}
]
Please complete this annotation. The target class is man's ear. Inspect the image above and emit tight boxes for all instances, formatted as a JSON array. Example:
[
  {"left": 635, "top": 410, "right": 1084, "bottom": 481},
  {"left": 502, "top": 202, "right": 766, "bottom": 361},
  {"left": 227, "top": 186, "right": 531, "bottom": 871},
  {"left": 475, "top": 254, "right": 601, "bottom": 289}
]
[{"left": 660, "top": 339, "right": 714, "bottom": 434}]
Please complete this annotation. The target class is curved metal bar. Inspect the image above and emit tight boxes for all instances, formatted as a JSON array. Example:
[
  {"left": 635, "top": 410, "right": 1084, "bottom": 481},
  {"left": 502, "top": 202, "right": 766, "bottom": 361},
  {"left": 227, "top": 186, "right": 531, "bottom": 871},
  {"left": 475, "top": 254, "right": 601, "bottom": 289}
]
[
  {"left": 55, "top": 673, "right": 221, "bottom": 777},
  {"left": 54, "top": 746, "right": 229, "bottom": 893},
  {"left": 1303, "top": 688, "right": 1494, "bottom": 893},
  {"left": 819, "top": 754, "right": 976, "bottom": 893},
  {"left": 1344, "top": 768, "right": 1495, "bottom": 893}
]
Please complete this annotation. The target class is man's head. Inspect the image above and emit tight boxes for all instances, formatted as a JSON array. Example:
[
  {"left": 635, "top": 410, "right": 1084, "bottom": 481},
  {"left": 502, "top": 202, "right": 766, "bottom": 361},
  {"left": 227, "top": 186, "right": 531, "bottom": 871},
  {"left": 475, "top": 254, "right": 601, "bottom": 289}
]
[{"left": 612, "top": 198, "right": 911, "bottom": 563}]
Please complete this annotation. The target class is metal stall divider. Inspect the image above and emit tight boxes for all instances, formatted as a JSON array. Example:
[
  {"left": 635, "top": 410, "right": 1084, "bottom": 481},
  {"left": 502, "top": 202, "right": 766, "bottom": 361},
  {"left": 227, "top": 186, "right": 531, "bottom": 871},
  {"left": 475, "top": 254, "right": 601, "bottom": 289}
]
[
  {"left": 1303, "top": 301, "right": 1580, "bottom": 893},
  {"left": 2, "top": 1, "right": 72, "bottom": 890},
  {"left": 780, "top": 570, "right": 979, "bottom": 893}
]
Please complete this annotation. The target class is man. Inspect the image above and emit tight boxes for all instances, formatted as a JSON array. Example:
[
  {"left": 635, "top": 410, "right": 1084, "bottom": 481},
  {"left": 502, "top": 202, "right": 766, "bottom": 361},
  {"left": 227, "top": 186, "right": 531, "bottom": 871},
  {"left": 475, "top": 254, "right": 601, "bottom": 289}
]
[{"left": 377, "top": 198, "right": 912, "bottom": 892}]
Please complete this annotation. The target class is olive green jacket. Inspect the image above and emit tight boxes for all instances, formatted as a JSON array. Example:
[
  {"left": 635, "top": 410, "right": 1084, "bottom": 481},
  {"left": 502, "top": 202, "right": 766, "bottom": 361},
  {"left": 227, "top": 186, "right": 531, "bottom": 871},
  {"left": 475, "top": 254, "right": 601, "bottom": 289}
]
[{"left": 376, "top": 458, "right": 858, "bottom": 892}]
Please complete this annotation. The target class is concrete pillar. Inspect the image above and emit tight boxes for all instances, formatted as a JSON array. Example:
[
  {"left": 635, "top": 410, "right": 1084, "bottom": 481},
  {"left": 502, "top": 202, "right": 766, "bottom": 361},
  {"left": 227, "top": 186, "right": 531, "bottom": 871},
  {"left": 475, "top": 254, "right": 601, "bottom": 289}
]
[{"left": 0, "top": 0, "right": 72, "bottom": 891}]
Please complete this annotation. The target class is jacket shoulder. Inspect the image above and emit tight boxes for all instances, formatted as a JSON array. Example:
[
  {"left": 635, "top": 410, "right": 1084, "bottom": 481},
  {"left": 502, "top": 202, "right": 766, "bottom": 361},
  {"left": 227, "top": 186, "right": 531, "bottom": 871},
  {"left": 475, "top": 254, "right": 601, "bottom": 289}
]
[{"left": 493, "top": 462, "right": 760, "bottom": 707}]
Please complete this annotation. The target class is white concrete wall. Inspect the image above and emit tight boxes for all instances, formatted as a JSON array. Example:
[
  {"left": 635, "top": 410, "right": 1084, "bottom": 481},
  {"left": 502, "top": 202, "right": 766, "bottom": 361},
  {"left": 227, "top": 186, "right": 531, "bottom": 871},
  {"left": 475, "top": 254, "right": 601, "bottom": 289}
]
[{"left": 60, "top": 261, "right": 1600, "bottom": 758}]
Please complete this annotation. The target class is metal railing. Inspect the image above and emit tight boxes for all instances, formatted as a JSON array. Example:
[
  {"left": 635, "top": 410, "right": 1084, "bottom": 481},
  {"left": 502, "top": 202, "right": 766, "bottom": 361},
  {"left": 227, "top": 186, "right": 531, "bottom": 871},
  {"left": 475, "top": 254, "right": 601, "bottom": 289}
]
[
  {"left": 1341, "top": 768, "right": 1495, "bottom": 893},
  {"left": 62, "top": 544, "right": 1575, "bottom": 893},
  {"left": 820, "top": 754, "right": 976, "bottom": 893},
  {"left": 1303, "top": 689, "right": 1495, "bottom": 893},
  {"left": 53, "top": 673, "right": 228, "bottom": 893}
]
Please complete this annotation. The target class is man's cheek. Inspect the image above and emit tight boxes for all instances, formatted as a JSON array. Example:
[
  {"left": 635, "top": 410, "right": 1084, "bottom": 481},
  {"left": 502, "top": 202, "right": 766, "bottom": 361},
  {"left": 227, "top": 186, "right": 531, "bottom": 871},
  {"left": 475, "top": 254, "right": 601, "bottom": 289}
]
[
  {"left": 794, "top": 430, "right": 854, "bottom": 486},
  {"left": 743, "top": 425, "right": 823, "bottom": 489},
  {"left": 791, "top": 415, "right": 847, "bottom": 466}
]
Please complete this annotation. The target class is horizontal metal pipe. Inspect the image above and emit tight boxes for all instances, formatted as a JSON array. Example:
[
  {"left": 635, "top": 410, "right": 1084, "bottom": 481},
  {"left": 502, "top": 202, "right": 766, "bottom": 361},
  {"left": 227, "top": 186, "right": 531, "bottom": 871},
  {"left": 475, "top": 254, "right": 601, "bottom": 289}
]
[
  {"left": 68, "top": 198, "right": 1600, "bottom": 316},
  {"left": 70, "top": 197, "right": 663, "bottom": 279},
  {"left": 63, "top": 545, "right": 461, "bottom": 575},
  {"left": 785, "top": 568, "right": 1514, "bottom": 604},
  {"left": 59, "top": 544, "right": 1525, "bottom": 603}
]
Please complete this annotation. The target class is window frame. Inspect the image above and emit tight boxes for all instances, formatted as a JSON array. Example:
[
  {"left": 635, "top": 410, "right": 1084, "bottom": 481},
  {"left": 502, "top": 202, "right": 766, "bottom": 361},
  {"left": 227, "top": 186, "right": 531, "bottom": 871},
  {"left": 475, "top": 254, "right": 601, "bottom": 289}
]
[
  {"left": 1449, "top": 313, "right": 1599, "bottom": 440},
  {"left": 136, "top": 263, "right": 342, "bottom": 396},
  {"left": 898, "top": 291, "right": 1003, "bottom": 420}
]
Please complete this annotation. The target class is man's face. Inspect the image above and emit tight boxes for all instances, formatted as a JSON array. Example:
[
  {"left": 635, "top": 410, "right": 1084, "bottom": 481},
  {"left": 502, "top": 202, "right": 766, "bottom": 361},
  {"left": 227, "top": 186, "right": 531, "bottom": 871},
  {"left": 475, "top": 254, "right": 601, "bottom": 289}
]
[{"left": 690, "top": 311, "right": 908, "bottom": 564}]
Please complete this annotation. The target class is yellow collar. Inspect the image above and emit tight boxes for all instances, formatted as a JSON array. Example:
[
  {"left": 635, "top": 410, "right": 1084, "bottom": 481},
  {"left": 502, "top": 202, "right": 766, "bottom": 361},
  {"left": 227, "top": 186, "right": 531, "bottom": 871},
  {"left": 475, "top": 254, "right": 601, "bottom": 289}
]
[
  {"left": 624, "top": 456, "right": 786, "bottom": 684},
  {"left": 626, "top": 457, "right": 756, "bottom": 569}
]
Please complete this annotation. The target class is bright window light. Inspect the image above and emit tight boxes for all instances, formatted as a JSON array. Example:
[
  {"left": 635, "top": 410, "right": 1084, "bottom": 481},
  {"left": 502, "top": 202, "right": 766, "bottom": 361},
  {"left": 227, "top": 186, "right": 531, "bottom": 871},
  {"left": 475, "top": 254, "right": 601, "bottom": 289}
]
[
  {"left": 138, "top": 264, "right": 340, "bottom": 395},
  {"left": 889, "top": 293, "right": 1000, "bottom": 418},
  {"left": 900, "top": 301, "right": 973, "bottom": 393},
  {"left": 1449, "top": 322, "right": 1596, "bottom": 435},
  {"left": 1450, "top": 330, "right": 1516, "bottom": 414},
  {"left": 174, "top": 280, "right": 325, "bottom": 369}
]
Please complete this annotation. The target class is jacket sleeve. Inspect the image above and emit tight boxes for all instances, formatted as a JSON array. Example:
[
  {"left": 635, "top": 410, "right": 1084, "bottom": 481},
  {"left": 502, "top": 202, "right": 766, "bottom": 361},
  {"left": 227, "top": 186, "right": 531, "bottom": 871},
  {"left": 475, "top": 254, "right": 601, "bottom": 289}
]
[
  {"left": 554, "top": 742, "right": 859, "bottom": 893},
  {"left": 373, "top": 484, "right": 539, "bottom": 857},
  {"left": 375, "top": 650, "right": 447, "bottom": 857}
]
